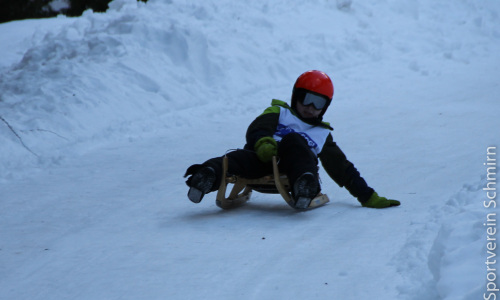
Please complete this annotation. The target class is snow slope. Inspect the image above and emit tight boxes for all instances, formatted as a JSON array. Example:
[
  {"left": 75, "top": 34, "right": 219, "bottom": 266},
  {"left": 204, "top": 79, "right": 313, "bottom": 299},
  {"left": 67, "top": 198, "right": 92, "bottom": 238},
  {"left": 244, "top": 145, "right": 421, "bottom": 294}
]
[{"left": 1, "top": 0, "right": 499, "bottom": 299}]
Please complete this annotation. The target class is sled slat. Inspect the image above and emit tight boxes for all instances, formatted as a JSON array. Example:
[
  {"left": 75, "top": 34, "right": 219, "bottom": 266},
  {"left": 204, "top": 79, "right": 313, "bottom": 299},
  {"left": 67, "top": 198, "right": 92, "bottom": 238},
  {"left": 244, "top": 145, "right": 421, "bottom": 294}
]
[
  {"left": 272, "top": 156, "right": 294, "bottom": 207},
  {"left": 215, "top": 155, "right": 329, "bottom": 210}
]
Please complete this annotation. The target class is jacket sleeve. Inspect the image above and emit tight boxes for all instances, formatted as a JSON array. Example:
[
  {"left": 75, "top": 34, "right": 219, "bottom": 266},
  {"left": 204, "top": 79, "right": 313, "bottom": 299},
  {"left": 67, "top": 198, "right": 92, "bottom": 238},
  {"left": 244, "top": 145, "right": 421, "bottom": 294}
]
[
  {"left": 318, "top": 134, "right": 374, "bottom": 203},
  {"left": 244, "top": 107, "right": 280, "bottom": 150}
]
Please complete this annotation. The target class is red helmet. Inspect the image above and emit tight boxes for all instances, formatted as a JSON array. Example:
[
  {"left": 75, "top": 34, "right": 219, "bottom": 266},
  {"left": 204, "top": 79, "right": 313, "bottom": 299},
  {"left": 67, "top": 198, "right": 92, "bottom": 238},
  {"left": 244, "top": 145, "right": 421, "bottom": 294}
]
[
  {"left": 294, "top": 70, "right": 334, "bottom": 99},
  {"left": 291, "top": 70, "right": 334, "bottom": 118}
]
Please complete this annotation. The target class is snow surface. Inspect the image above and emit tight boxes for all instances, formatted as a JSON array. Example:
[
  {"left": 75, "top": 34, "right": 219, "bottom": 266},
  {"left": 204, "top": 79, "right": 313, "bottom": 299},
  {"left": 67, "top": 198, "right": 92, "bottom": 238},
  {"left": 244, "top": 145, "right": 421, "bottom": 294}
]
[{"left": 1, "top": 0, "right": 499, "bottom": 299}]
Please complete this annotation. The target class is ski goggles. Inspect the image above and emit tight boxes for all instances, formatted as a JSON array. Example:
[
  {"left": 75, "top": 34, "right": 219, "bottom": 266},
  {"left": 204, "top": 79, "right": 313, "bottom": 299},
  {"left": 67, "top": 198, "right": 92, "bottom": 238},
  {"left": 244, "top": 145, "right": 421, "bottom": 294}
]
[{"left": 301, "top": 92, "right": 328, "bottom": 110}]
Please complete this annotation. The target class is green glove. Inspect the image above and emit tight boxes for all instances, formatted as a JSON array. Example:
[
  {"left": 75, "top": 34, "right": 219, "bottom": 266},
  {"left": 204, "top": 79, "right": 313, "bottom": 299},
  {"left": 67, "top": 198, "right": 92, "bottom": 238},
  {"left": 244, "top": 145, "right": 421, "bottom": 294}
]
[
  {"left": 362, "top": 192, "right": 401, "bottom": 208},
  {"left": 254, "top": 136, "right": 278, "bottom": 163}
]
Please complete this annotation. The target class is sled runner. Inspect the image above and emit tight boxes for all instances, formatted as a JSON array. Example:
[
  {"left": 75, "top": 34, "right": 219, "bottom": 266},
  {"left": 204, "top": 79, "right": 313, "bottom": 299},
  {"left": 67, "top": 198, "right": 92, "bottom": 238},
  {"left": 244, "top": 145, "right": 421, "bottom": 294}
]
[{"left": 216, "top": 156, "right": 329, "bottom": 209}]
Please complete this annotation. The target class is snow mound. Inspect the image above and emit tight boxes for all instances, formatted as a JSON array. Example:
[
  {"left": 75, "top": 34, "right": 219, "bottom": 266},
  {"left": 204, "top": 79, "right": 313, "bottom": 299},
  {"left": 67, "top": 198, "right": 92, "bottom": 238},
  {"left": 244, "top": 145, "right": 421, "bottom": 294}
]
[{"left": 428, "top": 181, "right": 491, "bottom": 300}]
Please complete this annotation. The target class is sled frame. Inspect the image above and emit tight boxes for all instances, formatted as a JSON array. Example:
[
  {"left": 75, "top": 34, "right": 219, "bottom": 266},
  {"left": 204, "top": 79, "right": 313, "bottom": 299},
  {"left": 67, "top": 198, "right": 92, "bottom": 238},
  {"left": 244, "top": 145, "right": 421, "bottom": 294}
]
[{"left": 216, "top": 156, "right": 329, "bottom": 209}]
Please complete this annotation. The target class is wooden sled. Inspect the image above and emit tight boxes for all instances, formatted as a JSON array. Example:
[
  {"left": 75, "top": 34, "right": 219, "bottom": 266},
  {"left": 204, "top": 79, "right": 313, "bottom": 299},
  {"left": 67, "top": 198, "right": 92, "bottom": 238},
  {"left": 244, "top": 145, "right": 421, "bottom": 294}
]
[{"left": 216, "top": 156, "right": 329, "bottom": 209}]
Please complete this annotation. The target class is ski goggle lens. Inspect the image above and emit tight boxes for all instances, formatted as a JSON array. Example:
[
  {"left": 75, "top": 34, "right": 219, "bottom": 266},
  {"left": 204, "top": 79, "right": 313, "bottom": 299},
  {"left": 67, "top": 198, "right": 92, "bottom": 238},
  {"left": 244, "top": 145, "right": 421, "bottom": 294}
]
[{"left": 302, "top": 92, "right": 328, "bottom": 110}]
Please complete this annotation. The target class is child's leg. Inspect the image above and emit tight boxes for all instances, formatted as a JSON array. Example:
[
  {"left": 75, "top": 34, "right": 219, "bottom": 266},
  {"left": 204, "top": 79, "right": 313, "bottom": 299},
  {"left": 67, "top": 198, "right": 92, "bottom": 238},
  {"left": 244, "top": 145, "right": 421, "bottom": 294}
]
[
  {"left": 185, "top": 149, "right": 272, "bottom": 193},
  {"left": 277, "top": 132, "right": 320, "bottom": 197}
]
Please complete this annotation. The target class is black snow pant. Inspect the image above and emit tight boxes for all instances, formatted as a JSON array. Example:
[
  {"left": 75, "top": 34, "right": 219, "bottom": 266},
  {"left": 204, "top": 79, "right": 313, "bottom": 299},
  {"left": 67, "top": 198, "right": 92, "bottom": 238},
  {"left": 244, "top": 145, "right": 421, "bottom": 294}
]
[{"left": 190, "top": 132, "right": 320, "bottom": 194}]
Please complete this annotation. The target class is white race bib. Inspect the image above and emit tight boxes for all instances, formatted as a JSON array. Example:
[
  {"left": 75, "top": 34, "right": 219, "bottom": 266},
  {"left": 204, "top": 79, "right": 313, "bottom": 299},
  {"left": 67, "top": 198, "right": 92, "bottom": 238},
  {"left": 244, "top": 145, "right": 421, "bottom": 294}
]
[{"left": 273, "top": 107, "right": 330, "bottom": 156}]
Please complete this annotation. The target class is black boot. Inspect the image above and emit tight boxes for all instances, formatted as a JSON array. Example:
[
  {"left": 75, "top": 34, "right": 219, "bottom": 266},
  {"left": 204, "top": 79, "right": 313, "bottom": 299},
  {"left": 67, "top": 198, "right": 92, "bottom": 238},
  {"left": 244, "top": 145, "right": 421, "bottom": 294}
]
[
  {"left": 186, "top": 166, "right": 216, "bottom": 203},
  {"left": 292, "top": 172, "right": 319, "bottom": 210}
]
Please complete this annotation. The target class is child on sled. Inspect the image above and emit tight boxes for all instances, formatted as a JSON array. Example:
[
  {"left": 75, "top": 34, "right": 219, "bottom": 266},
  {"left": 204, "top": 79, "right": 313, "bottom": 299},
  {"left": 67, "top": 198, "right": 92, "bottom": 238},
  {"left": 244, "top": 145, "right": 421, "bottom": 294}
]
[{"left": 184, "top": 70, "right": 400, "bottom": 210}]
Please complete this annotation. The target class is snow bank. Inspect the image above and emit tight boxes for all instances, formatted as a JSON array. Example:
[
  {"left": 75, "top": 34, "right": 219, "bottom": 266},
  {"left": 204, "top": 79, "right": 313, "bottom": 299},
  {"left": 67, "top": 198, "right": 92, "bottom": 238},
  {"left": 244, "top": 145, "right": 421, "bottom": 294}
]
[
  {"left": 392, "top": 176, "right": 497, "bottom": 300},
  {"left": 429, "top": 180, "right": 490, "bottom": 300},
  {"left": 0, "top": 0, "right": 220, "bottom": 179}
]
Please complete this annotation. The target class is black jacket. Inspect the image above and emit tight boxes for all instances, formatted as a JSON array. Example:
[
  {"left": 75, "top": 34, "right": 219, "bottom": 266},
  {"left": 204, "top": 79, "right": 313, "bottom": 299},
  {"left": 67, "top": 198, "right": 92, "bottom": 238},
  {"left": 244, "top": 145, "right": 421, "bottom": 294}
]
[{"left": 245, "top": 100, "right": 374, "bottom": 203}]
